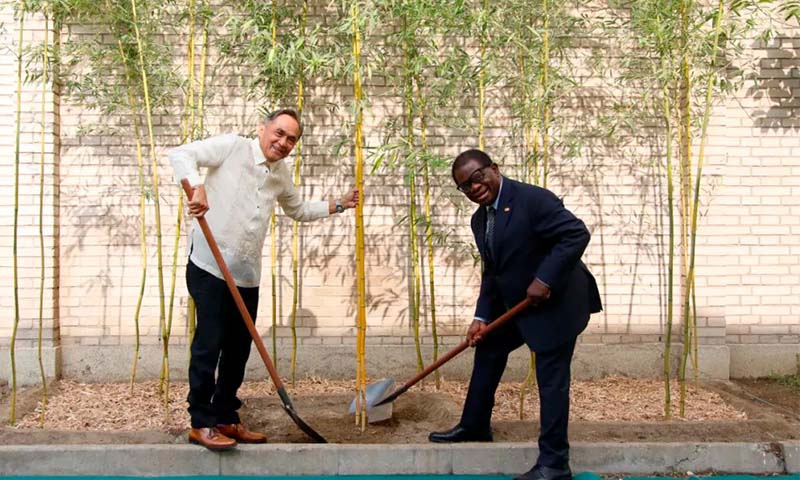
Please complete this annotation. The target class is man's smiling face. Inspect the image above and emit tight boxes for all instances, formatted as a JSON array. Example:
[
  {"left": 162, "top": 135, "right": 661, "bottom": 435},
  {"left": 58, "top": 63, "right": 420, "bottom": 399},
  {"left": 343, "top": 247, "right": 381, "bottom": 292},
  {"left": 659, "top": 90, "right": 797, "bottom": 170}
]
[
  {"left": 258, "top": 114, "right": 300, "bottom": 162},
  {"left": 453, "top": 159, "right": 501, "bottom": 206}
]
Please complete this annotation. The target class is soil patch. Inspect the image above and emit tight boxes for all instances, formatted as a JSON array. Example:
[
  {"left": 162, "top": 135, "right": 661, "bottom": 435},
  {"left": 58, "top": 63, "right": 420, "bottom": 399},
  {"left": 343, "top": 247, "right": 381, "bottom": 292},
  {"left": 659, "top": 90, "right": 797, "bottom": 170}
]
[{"left": 0, "top": 377, "right": 797, "bottom": 445}]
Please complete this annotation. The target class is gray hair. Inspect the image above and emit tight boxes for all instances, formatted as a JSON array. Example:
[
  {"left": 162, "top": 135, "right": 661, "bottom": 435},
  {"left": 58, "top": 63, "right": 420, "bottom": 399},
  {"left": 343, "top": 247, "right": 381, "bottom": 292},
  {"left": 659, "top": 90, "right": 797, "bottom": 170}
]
[{"left": 261, "top": 108, "right": 304, "bottom": 137}]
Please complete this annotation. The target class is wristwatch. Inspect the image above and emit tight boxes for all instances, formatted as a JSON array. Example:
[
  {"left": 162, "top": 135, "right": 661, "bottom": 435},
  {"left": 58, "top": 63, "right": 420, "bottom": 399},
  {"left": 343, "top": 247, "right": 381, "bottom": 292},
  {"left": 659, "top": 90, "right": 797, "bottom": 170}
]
[{"left": 335, "top": 199, "right": 345, "bottom": 213}]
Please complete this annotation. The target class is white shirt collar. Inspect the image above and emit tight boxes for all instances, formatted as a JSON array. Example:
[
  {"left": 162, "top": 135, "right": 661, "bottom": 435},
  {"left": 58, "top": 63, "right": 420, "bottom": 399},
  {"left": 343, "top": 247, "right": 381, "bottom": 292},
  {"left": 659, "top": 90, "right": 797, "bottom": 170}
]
[{"left": 250, "top": 137, "right": 268, "bottom": 166}]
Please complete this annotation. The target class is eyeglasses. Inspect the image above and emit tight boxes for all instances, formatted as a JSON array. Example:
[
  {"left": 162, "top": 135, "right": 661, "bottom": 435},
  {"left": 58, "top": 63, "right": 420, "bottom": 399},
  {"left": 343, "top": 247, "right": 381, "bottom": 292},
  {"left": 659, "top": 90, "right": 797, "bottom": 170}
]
[{"left": 456, "top": 164, "right": 493, "bottom": 193}]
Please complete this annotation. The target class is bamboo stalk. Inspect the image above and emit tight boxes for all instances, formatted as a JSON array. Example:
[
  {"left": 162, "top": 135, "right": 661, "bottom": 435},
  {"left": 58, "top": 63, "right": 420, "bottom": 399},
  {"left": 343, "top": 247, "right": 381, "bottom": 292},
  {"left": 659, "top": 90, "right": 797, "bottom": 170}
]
[
  {"left": 187, "top": 0, "right": 197, "bottom": 138},
  {"left": 518, "top": 47, "right": 532, "bottom": 183},
  {"left": 130, "top": 0, "right": 167, "bottom": 410},
  {"left": 415, "top": 76, "right": 440, "bottom": 388},
  {"left": 540, "top": 0, "right": 550, "bottom": 188},
  {"left": 663, "top": 91, "right": 676, "bottom": 420},
  {"left": 37, "top": 6, "right": 50, "bottom": 427},
  {"left": 477, "top": 0, "right": 488, "bottom": 149},
  {"left": 271, "top": 212, "right": 278, "bottom": 361},
  {"left": 183, "top": 0, "right": 197, "bottom": 142},
  {"left": 107, "top": 0, "right": 148, "bottom": 394},
  {"left": 290, "top": 0, "right": 308, "bottom": 385},
  {"left": 409, "top": 153, "right": 423, "bottom": 375},
  {"left": 677, "top": 0, "right": 694, "bottom": 418},
  {"left": 657, "top": 28, "right": 676, "bottom": 420},
  {"left": 270, "top": 0, "right": 279, "bottom": 364},
  {"left": 402, "top": 23, "right": 423, "bottom": 374},
  {"left": 351, "top": 0, "right": 368, "bottom": 431},
  {"left": 515, "top": 21, "right": 540, "bottom": 409},
  {"left": 9, "top": 0, "right": 26, "bottom": 426},
  {"left": 188, "top": 0, "right": 210, "bottom": 356},
  {"left": 684, "top": 0, "right": 726, "bottom": 404},
  {"left": 164, "top": 0, "right": 198, "bottom": 399},
  {"left": 196, "top": 0, "right": 209, "bottom": 136}
]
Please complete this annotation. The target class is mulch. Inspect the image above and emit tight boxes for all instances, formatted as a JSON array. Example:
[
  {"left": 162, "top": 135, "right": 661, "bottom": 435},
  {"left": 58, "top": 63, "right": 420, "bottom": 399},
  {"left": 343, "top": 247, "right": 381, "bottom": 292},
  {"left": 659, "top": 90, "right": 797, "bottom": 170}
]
[{"left": 11, "top": 376, "right": 744, "bottom": 431}]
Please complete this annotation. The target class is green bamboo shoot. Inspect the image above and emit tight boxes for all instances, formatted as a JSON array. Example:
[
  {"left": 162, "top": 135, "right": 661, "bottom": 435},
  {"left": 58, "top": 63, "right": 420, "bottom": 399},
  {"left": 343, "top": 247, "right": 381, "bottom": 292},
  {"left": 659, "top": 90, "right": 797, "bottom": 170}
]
[
  {"left": 37, "top": 6, "right": 50, "bottom": 427},
  {"left": 130, "top": 0, "right": 167, "bottom": 409},
  {"left": 9, "top": 0, "right": 26, "bottom": 426},
  {"left": 415, "top": 77, "right": 440, "bottom": 387}
]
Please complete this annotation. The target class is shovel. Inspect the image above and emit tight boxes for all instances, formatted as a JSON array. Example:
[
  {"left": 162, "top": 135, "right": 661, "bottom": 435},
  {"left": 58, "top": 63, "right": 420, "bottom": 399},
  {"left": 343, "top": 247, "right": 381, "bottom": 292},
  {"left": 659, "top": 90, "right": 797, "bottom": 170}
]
[
  {"left": 372, "top": 298, "right": 532, "bottom": 408},
  {"left": 181, "top": 178, "right": 327, "bottom": 443}
]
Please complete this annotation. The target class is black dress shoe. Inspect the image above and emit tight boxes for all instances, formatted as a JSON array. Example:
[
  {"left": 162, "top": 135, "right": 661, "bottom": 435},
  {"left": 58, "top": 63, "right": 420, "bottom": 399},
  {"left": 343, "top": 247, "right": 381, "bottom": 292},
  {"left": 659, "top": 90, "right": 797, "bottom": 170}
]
[
  {"left": 428, "top": 425, "right": 492, "bottom": 443},
  {"left": 513, "top": 464, "right": 572, "bottom": 480}
]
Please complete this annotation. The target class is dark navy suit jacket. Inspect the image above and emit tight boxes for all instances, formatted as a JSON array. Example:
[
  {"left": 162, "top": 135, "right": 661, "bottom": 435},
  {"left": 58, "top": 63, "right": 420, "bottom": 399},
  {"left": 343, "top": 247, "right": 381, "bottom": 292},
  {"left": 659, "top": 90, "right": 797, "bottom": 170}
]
[{"left": 471, "top": 177, "right": 602, "bottom": 353}]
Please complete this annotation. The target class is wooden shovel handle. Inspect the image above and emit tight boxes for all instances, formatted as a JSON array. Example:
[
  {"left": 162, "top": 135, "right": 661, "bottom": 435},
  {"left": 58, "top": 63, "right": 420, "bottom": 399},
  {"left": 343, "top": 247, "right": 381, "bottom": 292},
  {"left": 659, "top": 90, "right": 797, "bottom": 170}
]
[
  {"left": 181, "top": 179, "right": 285, "bottom": 392},
  {"left": 377, "top": 298, "right": 532, "bottom": 406}
]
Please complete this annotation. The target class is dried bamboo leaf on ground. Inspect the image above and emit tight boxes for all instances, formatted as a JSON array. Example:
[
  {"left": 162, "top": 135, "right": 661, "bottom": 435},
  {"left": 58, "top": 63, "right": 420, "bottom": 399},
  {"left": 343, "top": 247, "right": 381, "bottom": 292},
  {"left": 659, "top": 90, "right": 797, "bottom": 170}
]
[{"left": 13, "top": 376, "right": 744, "bottom": 431}]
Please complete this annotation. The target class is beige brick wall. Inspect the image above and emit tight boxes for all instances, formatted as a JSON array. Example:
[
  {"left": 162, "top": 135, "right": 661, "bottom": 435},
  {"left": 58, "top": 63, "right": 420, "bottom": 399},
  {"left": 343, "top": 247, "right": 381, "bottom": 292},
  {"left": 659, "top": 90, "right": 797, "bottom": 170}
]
[
  {"left": 0, "top": 6, "right": 59, "bottom": 352},
  {"left": 0, "top": 5, "right": 798, "bottom": 381}
]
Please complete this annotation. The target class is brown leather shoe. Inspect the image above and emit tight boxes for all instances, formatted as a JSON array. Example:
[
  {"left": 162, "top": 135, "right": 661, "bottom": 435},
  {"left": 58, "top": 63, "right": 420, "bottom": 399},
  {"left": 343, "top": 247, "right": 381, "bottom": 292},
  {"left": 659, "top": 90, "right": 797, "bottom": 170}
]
[
  {"left": 188, "top": 427, "right": 237, "bottom": 451},
  {"left": 217, "top": 423, "right": 267, "bottom": 443}
]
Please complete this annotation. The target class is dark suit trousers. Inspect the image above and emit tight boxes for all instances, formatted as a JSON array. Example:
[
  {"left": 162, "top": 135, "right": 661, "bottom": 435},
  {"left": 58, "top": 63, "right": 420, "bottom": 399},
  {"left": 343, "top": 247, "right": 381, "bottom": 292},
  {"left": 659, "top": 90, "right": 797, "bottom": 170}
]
[
  {"left": 186, "top": 261, "right": 259, "bottom": 428},
  {"left": 460, "top": 319, "right": 577, "bottom": 469}
]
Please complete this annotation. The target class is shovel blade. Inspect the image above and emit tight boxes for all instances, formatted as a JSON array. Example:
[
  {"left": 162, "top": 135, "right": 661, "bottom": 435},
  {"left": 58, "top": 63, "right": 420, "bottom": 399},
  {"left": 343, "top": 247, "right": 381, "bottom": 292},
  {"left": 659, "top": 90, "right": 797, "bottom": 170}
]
[{"left": 349, "top": 378, "right": 396, "bottom": 413}]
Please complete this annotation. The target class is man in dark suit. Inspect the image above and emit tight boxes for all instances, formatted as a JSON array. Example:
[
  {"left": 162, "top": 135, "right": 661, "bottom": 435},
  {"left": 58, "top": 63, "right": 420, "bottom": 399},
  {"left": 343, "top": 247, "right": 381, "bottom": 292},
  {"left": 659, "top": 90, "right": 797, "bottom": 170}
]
[{"left": 429, "top": 149, "right": 602, "bottom": 480}]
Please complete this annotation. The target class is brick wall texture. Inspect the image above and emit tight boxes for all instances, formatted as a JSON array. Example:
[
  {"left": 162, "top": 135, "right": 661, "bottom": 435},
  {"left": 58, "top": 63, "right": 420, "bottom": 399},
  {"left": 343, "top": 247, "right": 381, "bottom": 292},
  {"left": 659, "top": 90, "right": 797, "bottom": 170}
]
[{"left": 0, "top": 3, "right": 798, "bottom": 371}]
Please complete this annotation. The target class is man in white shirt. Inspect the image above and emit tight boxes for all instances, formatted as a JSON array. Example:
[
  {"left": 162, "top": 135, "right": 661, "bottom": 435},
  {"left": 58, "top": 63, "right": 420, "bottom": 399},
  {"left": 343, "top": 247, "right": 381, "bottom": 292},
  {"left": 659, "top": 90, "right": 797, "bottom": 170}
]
[{"left": 170, "top": 109, "right": 358, "bottom": 450}]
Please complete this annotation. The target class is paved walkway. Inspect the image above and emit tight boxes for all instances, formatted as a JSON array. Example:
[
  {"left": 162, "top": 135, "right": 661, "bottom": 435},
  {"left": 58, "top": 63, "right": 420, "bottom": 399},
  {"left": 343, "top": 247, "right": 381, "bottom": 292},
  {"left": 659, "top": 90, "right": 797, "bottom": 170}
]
[{"left": 1, "top": 441, "right": 799, "bottom": 476}]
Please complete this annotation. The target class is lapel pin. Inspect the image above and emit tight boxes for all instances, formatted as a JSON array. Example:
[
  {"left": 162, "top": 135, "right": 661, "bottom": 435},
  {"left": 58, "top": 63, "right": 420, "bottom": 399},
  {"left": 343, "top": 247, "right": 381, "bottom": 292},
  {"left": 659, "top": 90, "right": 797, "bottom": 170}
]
[{"left": 503, "top": 207, "right": 510, "bottom": 212}]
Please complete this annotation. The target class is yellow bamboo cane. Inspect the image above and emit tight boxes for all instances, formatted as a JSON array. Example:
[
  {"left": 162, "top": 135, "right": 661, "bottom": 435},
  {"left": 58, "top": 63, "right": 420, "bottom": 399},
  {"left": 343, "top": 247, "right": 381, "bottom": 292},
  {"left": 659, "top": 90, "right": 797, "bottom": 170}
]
[
  {"left": 518, "top": 13, "right": 538, "bottom": 413},
  {"left": 9, "top": 0, "right": 26, "bottom": 426},
  {"left": 130, "top": 0, "right": 168, "bottom": 411},
  {"left": 183, "top": 0, "right": 196, "bottom": 142},
  {"left": 541, "top": 0, "right": 550, "bottom": 188},
  {"left": 402, "top": 28, "right": 423, "bottom": 374},
  {"left": 164, "top": 0, "right": 197, "bottom": 399},
  {"left": 409, "top": 145, "right": 423, "bottom": 376},
  {"left": 197, "top": 0, "right": 209, "bottom": 137},
  {"left": 415, "top": 76, "right": 440, "bottom": 387},
  {"left": 123, "top": 79, "right": 147, "bottom": 395},
  {"left": 270, "top": 0, "right": 279, "bottom": 363},
  {"left": 656, "top": 19, "right": 676, "bottom": 419},
  {"left": 106, "top": 0, "right": 148, "bottom": 394},
  {"left": 677, "top": 0, "right": 694, "bottom": 418},
  {"left": 37, "top": 7, "right": 50, "bottom": 427},
  {"left": 290, "top": 0, "right": 308, "bottom": 384},
  {"left": 192, "top": 1, "right": 209, "bottom": 140},
  {"left": 351, "top": 0, "right": 368, "bottom": 431},
  {"left": 684, "top": 0, "right": 726, "bottom": 409},
  {"left": 478, "top": 0, "right": 488, "bottom": 150},
  {"left": 518, "top": 48, "right": 532, "bottom": 183},
  {"left": 188, "top": 0, "right": 210, "bottom": 352}
]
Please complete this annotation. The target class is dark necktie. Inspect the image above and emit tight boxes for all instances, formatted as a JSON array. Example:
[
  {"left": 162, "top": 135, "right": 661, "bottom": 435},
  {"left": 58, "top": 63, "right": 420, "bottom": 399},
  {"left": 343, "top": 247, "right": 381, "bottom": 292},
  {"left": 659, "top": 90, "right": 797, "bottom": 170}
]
[{"left": 485, "top": 205, "right": 496, "bottom": 260}]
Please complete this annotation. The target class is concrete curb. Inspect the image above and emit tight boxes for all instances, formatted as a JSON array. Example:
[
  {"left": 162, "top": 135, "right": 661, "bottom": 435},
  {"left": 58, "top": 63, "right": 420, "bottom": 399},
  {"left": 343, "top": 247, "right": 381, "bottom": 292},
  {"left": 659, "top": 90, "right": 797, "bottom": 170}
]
[{"left": 0, "top": 442, "right": 796, "bottom": 476}]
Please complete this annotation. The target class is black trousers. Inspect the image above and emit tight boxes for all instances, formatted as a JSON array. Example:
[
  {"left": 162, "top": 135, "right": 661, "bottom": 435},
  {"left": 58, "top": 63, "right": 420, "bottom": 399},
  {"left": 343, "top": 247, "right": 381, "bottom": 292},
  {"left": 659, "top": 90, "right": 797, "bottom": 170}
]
[
  {"left": 186, "top": 261, "right": 259, "bottom": 428},
  {"left": 460, "top": 319, "right": 577, "bottom": 469}
]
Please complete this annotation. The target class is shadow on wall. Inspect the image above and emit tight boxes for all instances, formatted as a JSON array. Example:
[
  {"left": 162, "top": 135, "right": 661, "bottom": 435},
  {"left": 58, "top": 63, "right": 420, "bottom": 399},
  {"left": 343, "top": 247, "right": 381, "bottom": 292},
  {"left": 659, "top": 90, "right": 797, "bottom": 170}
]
[{"left": 747, "top": 36, "right": 800, "bottom": 132}]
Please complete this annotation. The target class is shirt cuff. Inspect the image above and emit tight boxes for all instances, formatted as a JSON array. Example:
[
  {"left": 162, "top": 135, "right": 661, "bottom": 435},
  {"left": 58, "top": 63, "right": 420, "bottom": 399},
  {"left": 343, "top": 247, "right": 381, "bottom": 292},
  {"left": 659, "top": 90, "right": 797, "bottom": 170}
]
[
  {"left": 474, "top": 316, "right": 489, "bottom": 323},
  {"left": 315, "top": 200, "right": 331, "bottom": 218},
  {"left": 535, "top": 277, "right": 551, "bottom": 289}
]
